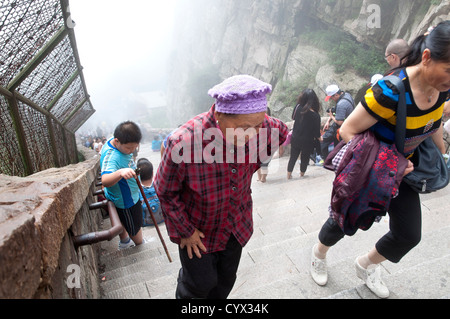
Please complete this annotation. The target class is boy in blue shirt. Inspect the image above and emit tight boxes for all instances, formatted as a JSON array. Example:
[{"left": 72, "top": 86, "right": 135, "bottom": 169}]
[
  {"left": 136, "top": 158, "right": 164, "bottom": 226},
  {"left": 100, "top": 121, "right": 143, "bottom": 249}
]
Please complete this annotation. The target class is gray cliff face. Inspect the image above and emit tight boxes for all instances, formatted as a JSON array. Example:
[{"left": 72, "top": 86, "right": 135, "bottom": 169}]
[{"left": 166, "top": 0, "right": 450, "bottom": 124}]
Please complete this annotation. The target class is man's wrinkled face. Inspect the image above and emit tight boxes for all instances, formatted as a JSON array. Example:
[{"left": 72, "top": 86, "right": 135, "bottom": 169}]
[{"left": 215, "top": 112, "right": 266, "bottom": 146}]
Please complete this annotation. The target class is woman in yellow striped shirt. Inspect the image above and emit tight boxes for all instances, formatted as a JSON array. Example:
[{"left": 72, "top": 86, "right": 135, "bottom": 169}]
[{"left": 311, "top": 20, "right": 450, "bottom": 298}]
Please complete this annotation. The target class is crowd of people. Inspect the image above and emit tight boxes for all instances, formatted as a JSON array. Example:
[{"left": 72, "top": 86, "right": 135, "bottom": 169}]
[
  {"left": 80, "top": 135, "right": 108, "bottom": 154},
  {"left": 282, "top": 35, "right": 421, "bottom": 180},
  {"left": 95, "top": 21, "right": 450, "bottom": 300}
]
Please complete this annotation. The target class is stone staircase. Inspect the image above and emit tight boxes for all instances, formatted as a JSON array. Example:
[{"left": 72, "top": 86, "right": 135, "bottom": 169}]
[{"left": 99, "top": 143, "right": 450, "bottom": 299}]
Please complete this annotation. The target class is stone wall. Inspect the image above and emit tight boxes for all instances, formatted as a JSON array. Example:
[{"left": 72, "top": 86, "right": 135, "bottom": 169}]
[{"left": 0, "top": 146, "right": 103, "bottom": 299}]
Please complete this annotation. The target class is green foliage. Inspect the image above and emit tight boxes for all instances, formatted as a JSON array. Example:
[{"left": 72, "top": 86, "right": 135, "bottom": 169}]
[
  {"left": 77, "top": 151, "right": 86, "bottom": 163},
  {"left": 301, "top": 30, "right": 386, "bottom": 77},
  {"left": 273, "top": 74, "right": 314, "bottom": 112}
]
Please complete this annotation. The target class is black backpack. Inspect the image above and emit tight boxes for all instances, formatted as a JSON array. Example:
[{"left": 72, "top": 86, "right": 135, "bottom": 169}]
[{"left": 388, "top": 75, "right": 450, "bottom": 193}]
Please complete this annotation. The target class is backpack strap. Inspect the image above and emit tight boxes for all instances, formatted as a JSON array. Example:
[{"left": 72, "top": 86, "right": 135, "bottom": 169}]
[
  {"left": 340, "top": 95, "right": 355, "bottom": 108},
  {"left": 382, "top": 75, "right": 406, "bottom": 154}
]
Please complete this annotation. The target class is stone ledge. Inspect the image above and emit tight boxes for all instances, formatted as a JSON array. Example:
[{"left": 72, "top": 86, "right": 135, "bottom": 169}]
[{"left": 0, "top": 147, "right": 100, "bottom": 298}]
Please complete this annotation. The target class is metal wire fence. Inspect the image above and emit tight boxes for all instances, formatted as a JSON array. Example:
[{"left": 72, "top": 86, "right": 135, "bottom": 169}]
[{"left": 0, "top": 0, "right": 94, "bottom": 177}]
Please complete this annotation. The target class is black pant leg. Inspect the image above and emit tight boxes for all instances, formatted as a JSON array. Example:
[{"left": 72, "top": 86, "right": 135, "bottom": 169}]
[
  {"left": 288, "top": 143, "right": 302, "bottom": 173},
  {"left": 318, "top": 217, "right": 345, "bottom": 247},
  {"left": 176, "top": 247, "right": 217, "bottom": 299},
  {"left": 176, "top": 235, "right": 243, "bottom": 299},
  {"left": 376, "top": 182, "right": 422, "bottom": 263},
  {"left": 207, "top": 235, "right": 243, "bottom": 299}
]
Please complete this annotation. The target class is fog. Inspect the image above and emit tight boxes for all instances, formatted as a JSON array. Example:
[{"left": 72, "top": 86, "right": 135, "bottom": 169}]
[{"left": 70, "top": 0, "right": 177, "bottom": 135}]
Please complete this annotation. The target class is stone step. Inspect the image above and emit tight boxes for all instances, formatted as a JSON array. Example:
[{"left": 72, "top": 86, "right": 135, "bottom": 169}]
[
  {"left": 100, "top": 222, "right": 450, "bottom": 299},
  {"left": 233, "top": 239, "right": 450, "bottom": 299},
  {"left": 325, "top": 254, "right": 450, "bottom": 299},
  {"left": 100, "top": 234, "right": 178, "bottom": 272},
  {"left": 230, "top": 256, "right": 364, "bottom": 299}
]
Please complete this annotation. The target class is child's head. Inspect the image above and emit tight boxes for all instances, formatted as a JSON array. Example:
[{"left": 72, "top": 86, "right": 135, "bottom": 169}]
[
  {"left": 113, "top": 121, "right": 142, "bottom": 155},
  {"left": 137, "top": 158, "right": 154, "bottom": 183}
]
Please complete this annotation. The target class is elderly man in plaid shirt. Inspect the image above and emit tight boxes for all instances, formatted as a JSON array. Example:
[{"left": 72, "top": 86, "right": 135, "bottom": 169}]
[{"left": 154, "top": 75, "right": 289, "bottom": 299}]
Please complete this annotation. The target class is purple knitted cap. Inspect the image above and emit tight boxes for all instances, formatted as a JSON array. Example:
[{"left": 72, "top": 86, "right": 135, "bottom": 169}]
[{"left": 208, "top": 75, "right": 272, "bottom": 114}]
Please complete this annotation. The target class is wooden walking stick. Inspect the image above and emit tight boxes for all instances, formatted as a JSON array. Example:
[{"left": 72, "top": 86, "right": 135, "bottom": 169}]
[{"left": 135, "top": 168, "right": 172, "bottom": 263}]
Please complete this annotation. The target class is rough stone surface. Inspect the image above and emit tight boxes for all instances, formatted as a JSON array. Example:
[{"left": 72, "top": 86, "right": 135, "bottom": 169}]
[
  {"left": 0, "top": 146, "right": 102, "bottom": 298},
  {"left": 166, "top": 0, "right": 450, "bottom": 125}
]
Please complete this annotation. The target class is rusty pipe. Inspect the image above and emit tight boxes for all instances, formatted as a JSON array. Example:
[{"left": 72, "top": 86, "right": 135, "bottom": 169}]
[
  {"left": 93, "top": 189, "right": 104, "bottom": 197},
  {"left": 74, "top": 201, "right": 123, "bottom": 249},
  {"left": 89, "top": 200, "right": 107, "bottom": 210}
]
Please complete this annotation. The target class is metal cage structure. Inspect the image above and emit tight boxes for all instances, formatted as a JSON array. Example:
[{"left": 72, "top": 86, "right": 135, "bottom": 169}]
[{"left": 0, "top": 0, "right": 94, "bottom": 177}]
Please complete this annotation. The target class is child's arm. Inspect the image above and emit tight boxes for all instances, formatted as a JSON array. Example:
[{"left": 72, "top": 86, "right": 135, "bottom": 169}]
[{"left": 102, "top": 168, "right": 137, "bottom": 188}]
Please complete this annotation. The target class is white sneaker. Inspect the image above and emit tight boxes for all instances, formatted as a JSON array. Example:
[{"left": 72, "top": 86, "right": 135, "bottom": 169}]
[
  {"left": 310, "top": 245, "right": 328, "bottom": 286},
  {"left": 355, "top": 258, "right": 390, "bottom": 299},
  {"left": 118, "top": 238, "right": 136, "bottom": 250}
]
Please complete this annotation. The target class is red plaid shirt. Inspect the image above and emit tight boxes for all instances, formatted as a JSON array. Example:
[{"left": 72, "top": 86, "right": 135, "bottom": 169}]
[{"left": 154, "top": 106, "right": 288, "bottom": 253}]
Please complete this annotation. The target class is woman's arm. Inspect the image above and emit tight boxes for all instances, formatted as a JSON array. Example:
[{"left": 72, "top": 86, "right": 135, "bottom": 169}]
[
  {"left": 432, "top": 124, "right": 446, "bottom": 154},
  {"left": 338, "top": 103, "right": 378, "bottom": 143}
]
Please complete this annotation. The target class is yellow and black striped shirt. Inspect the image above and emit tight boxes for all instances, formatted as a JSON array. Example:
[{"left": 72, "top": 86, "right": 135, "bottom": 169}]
[{"left": 362, "top": 69, "right": 449, "bottom": 158}]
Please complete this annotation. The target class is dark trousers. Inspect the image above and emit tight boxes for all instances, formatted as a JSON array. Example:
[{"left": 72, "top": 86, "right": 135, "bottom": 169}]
[
  {"left": 176, "top": 234, "right": 243, "bottom": 299},
  {"left": 288, "top": 143, "right": 313, "bottom": 174},
  {"left": 321, "top": 128, "right": 339, "bottom": 159},
  {"left": 319, "top": 182, "right": 422, "bottom": 263}
]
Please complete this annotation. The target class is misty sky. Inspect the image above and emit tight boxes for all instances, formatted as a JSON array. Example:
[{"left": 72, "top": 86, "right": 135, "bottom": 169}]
[{"left": 69, "top": 0, "right": 177, "bottom": 133}]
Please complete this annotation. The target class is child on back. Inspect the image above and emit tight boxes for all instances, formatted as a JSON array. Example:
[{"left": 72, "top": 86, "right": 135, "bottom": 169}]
[
  {"left": 100, "top": 121, "right": 144, "bottom": 249},
  {"left": 136, "top": 158, "right": 164, "bottom": 226}
]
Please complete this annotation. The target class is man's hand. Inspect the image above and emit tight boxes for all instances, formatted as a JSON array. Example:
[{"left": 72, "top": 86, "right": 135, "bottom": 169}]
[{"left": 180, "top": 229, "right": 207, "bottom": 259}]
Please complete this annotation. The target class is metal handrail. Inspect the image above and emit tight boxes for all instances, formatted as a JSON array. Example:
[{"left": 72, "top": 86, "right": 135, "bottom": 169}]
[{"left": 73, "top": 200, "right": 123, "bottom": 249}]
